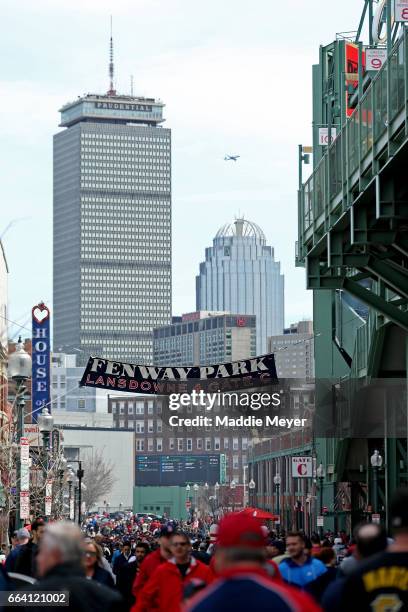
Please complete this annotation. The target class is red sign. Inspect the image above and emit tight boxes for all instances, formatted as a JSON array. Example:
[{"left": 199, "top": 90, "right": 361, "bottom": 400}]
[
  {"left": 345, "top": 43, "right": 366, "bottom": 117},
  {"left": 236, "top": 318, "right": 246, "bottom": 327},
  {"left": 322, "top": 506, "right": 328, "bottom": 514},
  {"left": 185, "top": 500, "right": 192, "bottom": 508}
]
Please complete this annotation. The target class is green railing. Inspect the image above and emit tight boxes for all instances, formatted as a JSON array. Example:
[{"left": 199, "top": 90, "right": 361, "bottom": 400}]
[{"left": 298, "top": 30, "right": 408, "bottom": 259}]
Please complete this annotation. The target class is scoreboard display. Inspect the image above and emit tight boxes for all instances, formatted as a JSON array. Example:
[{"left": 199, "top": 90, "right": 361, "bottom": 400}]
[{"left": 136, "top": 455, "right": 220, "bottom": 486}]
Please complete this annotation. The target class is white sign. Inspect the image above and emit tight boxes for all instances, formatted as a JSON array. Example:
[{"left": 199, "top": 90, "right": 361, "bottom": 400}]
[
  {"left": 292, "top": 456, "right": 313, "bottom": 478},
  {"left": 45, "top": 496, "right": 52, "bottom": 516},
  {"left": 318, "top": 127, "right": 337, "bottom": 146},
  {"left": 366, "top": 48, "right": 387, "bottom": 71},
  {"left": 317, "top": 515, "right": 324, "bottom": 527},
  {"left": 395, "top": 0, "right": 408, "bottom": 21},
  {"left": 20, "top": 491, "right": 30, "bottom": 519},
  {"left": 372, "top": 513, "right": 381, "bottom": 524},
  {"left": 45, "top": 480, "right": 53, "bottom": 498},
  {"left": 69, "top": 498, "right": 75, "bottom": 520},
  {"left": 20, "top": 465, "right": 30, "bottom": 491},
  {"left": 20, "top": 438, "right": 30, "bottom": 465},
  {"left": 274, "top": 517, "right": 281, "bottom": 525},
  {"left": 23, "top": 424, "right": 41, "bottom": 447}
]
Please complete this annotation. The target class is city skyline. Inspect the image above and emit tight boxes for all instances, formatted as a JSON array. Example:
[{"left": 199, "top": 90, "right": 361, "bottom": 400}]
[{"left": 1, "top": 0, "right": 365, "bottom": 344}]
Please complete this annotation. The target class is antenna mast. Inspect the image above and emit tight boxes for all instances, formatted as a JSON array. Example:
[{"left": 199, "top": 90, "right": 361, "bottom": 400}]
[{"left": 108, "top": 16, "right": 116, "bottom": 96}]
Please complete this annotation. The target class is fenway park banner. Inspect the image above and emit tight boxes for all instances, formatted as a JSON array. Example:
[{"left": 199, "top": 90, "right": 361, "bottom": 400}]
[{"left": 80, "top": 354, "right": 278, "bottom": 395}]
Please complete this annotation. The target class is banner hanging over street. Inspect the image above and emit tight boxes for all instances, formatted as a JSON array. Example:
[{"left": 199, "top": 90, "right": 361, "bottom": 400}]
[{"left": 80, "top": 353, "right": 278, "bottom": 395}]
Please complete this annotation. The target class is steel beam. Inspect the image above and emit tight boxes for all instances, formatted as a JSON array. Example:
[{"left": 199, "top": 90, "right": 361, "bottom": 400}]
[{"left": 342, "top": 278, "right": 408, "bottom": 331}]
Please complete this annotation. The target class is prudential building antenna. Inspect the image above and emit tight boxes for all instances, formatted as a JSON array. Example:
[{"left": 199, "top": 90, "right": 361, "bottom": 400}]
[{"left": 107, "top": 16, "right": 116, "bottom": 96}]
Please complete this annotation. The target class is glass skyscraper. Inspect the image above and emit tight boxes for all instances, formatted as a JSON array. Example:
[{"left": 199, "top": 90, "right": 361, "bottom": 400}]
[
  {"left": 53, "top": 93, "right": 171, "bottom": 364},
  {"left": 196, "top": 219, "right": 284, "bottom": 354}
]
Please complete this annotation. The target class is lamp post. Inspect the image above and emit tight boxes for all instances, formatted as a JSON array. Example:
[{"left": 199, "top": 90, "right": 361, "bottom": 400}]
[
  {"left": 38, "top": 408, "right": 54, "bottom": 474},
  {"left": 230, "top": 480, "right": 236, "bottom": 512},
  {"left": 8, "top": 337, "right": 32, "bottom": 529},
  {"left": 214, "top": 482, "right": 220, "bottom": 518},
  {"left": 193, "top": 483, "right": 199, "bottom": 517},
  {"left": 67, "top": 468, "right": 74, "bottom": 520},
  {"left": 273, "top": 473, "right": 281, "bottom": 532},
  {"left": 58, "top": 457, "right": 67, "bottom": 518},
  {"left": 68, "top": 460, "right": 84, "bottom": 525},
  {"left": 204, "top": 483, "right": 209, "bottom": 518},
  {"left": 248, "top": 478, "right": 255, "bottom": 508},
  {"left": 316, "top": 463, "right": 325, "bottom": 537},
  {"left": 370, "top": 450, "right": 383, "bottom": 516}
]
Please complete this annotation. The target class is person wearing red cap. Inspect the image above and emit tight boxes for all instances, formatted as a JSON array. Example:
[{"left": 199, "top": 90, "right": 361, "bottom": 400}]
[
  {"left": 132, "top": 530, "right": 212, "bottom": 612},
  {"left": 185, "top": 513, "right": 321, "bottom": 612},
  {"left": 131, "top": 524, "right": 174, "bottom": 602}
]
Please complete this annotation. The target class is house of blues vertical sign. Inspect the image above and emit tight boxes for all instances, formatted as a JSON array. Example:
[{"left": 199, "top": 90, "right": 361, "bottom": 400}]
[{"left": 31, "top": 303, "right": 51, "bottom": 423}]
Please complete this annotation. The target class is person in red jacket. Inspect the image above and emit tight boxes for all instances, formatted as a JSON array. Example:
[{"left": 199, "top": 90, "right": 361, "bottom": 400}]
[
  {"left": 131, "top": 524, "right": 174, "bottom": 601},
  {"left": 185, "top": 513, "right": 321, "bottom": 612},
  {"left": 132, "top": 530, "right": 212, "bottom": 612}
]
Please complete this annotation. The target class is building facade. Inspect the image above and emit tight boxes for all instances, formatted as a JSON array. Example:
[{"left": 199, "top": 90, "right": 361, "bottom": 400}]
[
  {"left": 153, "top": 311, "right": 256, "bottom": 366},
  {"left": 53, "top": 93, "right": 171, "bottom": 364},
  {"left": 268, "top": 320, "right": 314, "bottom": 379},
  {"left": 108, "top": 394, "right": 251, "bottom": 485},
  {"left": 61, "top": 426, "right": 134, "bottom": 510},
  {"left": 51, "top": 353, "right": 110, "bottom": 413},
  {"left": 196, "top": 218, "right": 284, "bottom": 355}
]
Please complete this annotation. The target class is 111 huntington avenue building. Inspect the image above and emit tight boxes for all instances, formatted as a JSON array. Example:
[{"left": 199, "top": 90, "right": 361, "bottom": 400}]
[
  {"left": 153, "top": 311, "right": 256, "bottom": 366},
  {"left": 196, "top": 219, "right": 284, "bottom": 355},
  {"left": 53, "top": 80, "right": 171, "bottom": 364}
]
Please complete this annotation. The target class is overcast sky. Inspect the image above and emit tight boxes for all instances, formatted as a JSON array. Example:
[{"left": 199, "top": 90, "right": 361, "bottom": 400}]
[{"left": 1, "top": 0, "right": 365, "bottom": 341}]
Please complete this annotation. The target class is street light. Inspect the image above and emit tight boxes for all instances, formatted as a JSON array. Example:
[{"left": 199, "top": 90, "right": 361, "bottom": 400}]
[
  {"left": 316, "top": 463, "right": 326, "bottom": 537},
  {"left": 370, "top": 450, "right": 383, "bottom": 515},
  {"left": 58, "top": 457, "right": 67, "bottom": 518},
  {"left": 67, "top": 468, "right": 75, "bottom": 520},
  {"left": 8, "top": 337, "right": 32, "bottom": 529},
  {"left": 68, "top": 460, "right": 84, "bottom": 525},
  {"left": 230, "top": 480, "right": 236, "bottom": 512},
  {"left": 273, "top": 473, "right": 281, "bottom": 531},
  {"left": 193, "top": 483, "right": 199, "bottom": 516},
  {"left": 248, "top": 478, "right": 255, "bottom": 507},
  {"left": 38, "top": 407, "right": 54, "bottom": 514}
]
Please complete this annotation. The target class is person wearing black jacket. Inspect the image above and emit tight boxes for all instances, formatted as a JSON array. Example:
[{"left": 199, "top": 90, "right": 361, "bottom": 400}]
[
  {"left": 21, "top": 521, "right": 123, "bottom": 612},
  {"left": 13, "top": 518, "right": 45, "bottom": 578},
  {"left": 83, "top": 540, "right": 115, "bottom": 589}
]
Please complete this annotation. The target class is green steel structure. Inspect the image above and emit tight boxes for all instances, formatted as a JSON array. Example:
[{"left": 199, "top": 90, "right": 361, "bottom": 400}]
[{"left": 297, "top": 0, "right": 408, "bottom": 532}]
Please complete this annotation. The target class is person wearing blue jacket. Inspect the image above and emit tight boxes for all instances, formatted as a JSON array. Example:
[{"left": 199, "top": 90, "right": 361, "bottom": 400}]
[{"left": 279, "top": 532, "right": 327, "bottom": 589}]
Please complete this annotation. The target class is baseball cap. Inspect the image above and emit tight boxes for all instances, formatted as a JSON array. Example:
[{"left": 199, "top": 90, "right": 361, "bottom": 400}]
[
  {"left": 217, "top": 513, "right": 268, "bottom": 549},
  {"left": 159, "top": 524, "right": 175, "bottom": 537},
  {"left": 390, "top": 487, "right": 408, "bottom": 528},
  {"left": 16, "top": 528, "right": 30, "bottom": 540}
]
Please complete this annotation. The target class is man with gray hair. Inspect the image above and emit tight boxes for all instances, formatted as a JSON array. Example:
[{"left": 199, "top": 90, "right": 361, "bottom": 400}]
[{"left": 23, "top": 522, "right": 123, "bottom": 611}]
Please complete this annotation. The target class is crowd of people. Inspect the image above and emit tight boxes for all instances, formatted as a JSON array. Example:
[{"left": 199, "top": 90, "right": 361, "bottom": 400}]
[{"left": 0, "top": 487, "right": 407, "bottom": 610}]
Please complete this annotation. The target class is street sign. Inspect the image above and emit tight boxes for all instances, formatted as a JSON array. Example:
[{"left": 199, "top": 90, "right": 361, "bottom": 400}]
[
  {"left": 318, "top": 127, "right": 337, "bottom": 146},
  {"left": 322, "top": 506, "right": 328, "bottom": 514},
  {"left": 395, "top": 0, "right": 408, "bottom": 21},
  {"left": 275, "top": 517, "right": 281, "bottom": 525},
  {"left": 372, "top": 513, "right": 381, "bottom": 524},
  {"left": 20, "top": 491, "right": 30, "bottom": 520},
  {"left": 185, "top": 500, "right": 192, "bottom": 509},
  {"left": 45, "top": 496, "right": 52, "bottom": 516},
  {"left": 317, "top": 516, "right": 324, "bottom": 527},
  {"left": 366, "top": 48, "right": 387, "bottom": 71},
  {"left": 292, "top": 456, "right": 313, "bottom": 478}
]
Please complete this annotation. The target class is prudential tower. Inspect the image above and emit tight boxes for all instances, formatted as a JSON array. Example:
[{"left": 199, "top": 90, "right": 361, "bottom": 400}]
[{"left": 196, "top": 218, "right": 284, "bottom": 354}]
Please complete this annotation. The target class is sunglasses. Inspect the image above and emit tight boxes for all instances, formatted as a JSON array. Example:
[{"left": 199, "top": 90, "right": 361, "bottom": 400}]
[
  {"left": 172, "top": 541, "right": 189, "bottom": 547},
  {"left": 84, "top": 551, "right": 97, "bottom": 557}
]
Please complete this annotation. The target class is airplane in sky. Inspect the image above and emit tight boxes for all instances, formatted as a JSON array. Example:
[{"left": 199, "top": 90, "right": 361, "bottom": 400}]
[{"left": 224, "top": 154, "right": 240, "bottom": 161}]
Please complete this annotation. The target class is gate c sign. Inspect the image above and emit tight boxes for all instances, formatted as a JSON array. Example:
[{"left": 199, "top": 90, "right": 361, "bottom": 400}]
[
  {"left": 32, "top": 302, "right": 51, "bottom": 423},
  {"left": 292, "top": 456, "right": 313, "bottom": 478}
]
